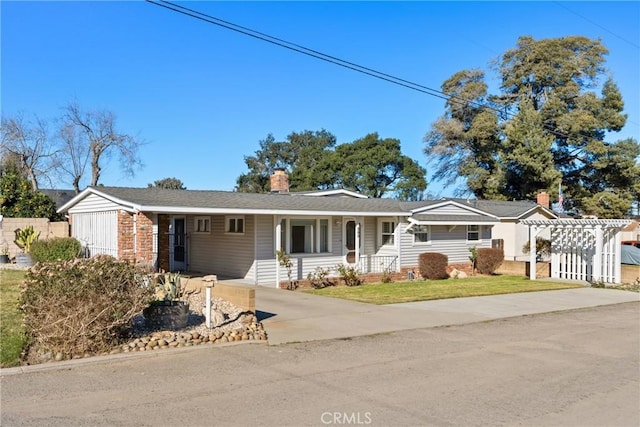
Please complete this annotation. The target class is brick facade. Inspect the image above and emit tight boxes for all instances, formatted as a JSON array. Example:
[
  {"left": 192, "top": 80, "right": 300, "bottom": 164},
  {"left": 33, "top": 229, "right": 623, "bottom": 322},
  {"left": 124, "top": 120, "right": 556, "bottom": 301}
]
[
  {"left": 117, "top": 211, "right": 135, "bottom": 262},
  {"left": 116, "top": 211, "right": 157, "bottom": 265}
]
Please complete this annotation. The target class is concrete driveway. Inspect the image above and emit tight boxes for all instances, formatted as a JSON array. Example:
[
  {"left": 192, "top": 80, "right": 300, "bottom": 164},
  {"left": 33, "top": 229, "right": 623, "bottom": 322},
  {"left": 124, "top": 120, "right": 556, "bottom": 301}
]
[{"left": 256, "top": 286, "right": 640, "bottom": 345}]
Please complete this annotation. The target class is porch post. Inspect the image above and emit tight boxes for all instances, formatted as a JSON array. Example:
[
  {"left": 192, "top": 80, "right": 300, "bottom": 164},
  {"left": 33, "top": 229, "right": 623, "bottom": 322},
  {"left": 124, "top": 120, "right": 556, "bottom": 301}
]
[
  {"left": 355, "top": 217, "right": 361, "bottom": 266},
  {"left": 593, "top": 225, "right": 603, "bottom": 283},
  {"left": 614, "top": 226, "right": 622, "bottom": 284},
  {"left": 550, "top": 226, "right": 559, "bottom": 279},
  {"left": 529, "top": 225, "right": 537, "bottom": 280},
  {"left": 275, "top": 216, "right": 282, "bottom": 288}
]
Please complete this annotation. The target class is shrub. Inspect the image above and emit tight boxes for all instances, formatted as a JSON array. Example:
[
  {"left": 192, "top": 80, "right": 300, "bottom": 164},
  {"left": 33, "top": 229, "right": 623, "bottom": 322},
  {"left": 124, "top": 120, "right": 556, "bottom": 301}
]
[
  {"left": 419, "top": 252, "right": 448, "bottom": 280},
  {"left": 307, "top": 267, "right": 336, "bottom": 289},
  {"left": 336, "top": 264, "right": 364, "bottom": 286},
  {"left": 20, "top": 256, "right": 155, "bottom": 361},
  {"left": 522, "top": 238, "right": 551, "bottom": 259},
  {"left": 30, "top": 237, "right": 82, "bottom": 263},
  {"left": 476, "top": 248, "right": 504, "bottom": 275},
  {"left": 381, "top": 268, "right": 393, "bottom": 283}
]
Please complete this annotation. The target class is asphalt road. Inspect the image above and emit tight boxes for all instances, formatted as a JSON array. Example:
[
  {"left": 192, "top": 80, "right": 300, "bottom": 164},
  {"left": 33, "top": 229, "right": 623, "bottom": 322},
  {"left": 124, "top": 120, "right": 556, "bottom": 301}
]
[{"left": 1, "top": 302, "right": 638, "bottom": 427}]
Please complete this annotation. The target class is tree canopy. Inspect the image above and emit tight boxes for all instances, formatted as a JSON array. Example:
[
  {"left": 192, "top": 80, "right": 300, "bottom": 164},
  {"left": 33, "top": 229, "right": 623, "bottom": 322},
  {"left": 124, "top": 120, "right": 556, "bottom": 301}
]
[
  {"left": 236, "top": 130, "right": 427, "bottom": 200},
  {"left": 424, "top": 35, "right": 639, "bottom": 218},
  {"left": 0, "top": 162, "right": 60, "bottom": 220},
  {"left": 147, "top": 177, "right": 186, "bottom": 190}
]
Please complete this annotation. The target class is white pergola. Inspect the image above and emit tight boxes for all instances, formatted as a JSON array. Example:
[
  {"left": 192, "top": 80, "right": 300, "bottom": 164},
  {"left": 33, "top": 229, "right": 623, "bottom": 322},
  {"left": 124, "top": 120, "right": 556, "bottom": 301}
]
[{"left": 520, "top": 219, "right": 633, "bottom": 284}]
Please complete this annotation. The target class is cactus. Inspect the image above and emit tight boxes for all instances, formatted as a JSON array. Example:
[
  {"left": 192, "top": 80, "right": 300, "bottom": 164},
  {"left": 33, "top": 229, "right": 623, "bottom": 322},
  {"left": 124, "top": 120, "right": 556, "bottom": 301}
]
[
  {"left": 160, "top": 272, "right": 185, "bottom": 301},
  {"left": 15, "top": 226, "right": 40, "bottom": 253}
]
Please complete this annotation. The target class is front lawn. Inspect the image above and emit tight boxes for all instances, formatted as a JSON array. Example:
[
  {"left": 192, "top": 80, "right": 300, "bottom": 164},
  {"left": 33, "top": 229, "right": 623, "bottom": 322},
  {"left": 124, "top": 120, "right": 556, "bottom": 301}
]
[
  {"left": 0, "top": 269, "right": 27, "bottom": 367},
  {"left": 305, "top": 275, "right": 584, "bottom": 305}
]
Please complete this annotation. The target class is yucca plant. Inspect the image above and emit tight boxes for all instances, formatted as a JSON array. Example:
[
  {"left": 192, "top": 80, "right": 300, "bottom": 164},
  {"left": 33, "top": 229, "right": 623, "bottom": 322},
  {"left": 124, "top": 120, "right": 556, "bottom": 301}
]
[{"left": 15, "top": 226, "right": 40, "bottom": 254}]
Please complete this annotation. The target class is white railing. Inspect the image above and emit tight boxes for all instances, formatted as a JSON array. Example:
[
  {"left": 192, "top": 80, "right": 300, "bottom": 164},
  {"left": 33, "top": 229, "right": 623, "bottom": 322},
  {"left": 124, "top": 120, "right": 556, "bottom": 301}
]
[{"left": 358, "top": 255, "right": 398, "bottom": 273}]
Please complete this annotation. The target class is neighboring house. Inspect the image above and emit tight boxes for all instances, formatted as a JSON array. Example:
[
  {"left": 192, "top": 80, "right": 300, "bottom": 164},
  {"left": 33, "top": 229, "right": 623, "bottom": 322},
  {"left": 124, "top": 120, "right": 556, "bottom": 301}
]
[
  {"left": 40, "top": 189, "right": 76, "bottom": 211},
  {"left": 455, "top": 193, "right": 558, "bottom": 261},
  {"left": 57, "top": 173, "right": 556, "bottom": 287}
]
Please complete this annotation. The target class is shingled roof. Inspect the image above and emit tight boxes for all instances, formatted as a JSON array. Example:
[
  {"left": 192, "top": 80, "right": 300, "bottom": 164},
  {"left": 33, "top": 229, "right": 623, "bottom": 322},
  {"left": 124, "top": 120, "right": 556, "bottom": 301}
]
[
  {"left": 60, "top": 186, "right": 418, "bottom": 215},
  {"left": 59, "top": 186, "right": 555, "bottom": 220}
]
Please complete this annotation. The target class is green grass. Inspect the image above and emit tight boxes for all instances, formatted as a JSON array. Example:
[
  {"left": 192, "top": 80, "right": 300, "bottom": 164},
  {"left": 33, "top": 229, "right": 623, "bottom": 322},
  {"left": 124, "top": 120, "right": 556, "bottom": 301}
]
[
  {"left": 305, "top": 275, "right": 584, "bottom": 305},
  {"left": 1, "top": 269, "right": 27, "bottom": 367}
]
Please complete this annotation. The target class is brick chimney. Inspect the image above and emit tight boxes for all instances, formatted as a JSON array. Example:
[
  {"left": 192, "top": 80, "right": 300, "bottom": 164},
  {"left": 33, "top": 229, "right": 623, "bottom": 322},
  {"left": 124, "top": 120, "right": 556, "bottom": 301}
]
[
  {"left": 270, "top": 169, "right": 289, "bottom": 193},
  {"left": 536, "top": 191, "right": 550, "bottom": 208}
]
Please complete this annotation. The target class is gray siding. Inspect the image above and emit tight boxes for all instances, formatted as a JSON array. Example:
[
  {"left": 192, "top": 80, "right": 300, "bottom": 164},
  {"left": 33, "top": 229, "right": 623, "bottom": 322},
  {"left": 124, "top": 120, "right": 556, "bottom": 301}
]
[
  {"left": 401, "top": 224, "right": 492, "bottom": 266},
  {"left": 288, "top": 255, "right": 345, "bottom": 282},
  {"left": 255, "top": 215, "right": 276, "bottom": 286},
  {"left": 188, "top": 214, "right": 255, "bottom": 279},
  {"left": 363, "top": 217, "right": 376, "bottom": 254},
  {"left": 418, "top": 205, "right": 478, "bottom": 216},
  {"left": 68, "top": 193, "right": 123, "bottom": 213}
]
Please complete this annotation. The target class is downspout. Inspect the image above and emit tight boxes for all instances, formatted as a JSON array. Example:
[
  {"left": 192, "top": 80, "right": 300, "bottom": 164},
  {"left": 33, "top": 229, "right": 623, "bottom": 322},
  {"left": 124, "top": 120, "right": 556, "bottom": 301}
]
[
  {"left": 133, "top": 212, "right": 138, "bottom": 262},
  {"left": 275, "top": 216, "right": 282, "bottom": 288},
  {"left": 396, "top": 216, "right": 401, "bottom": 272},
  {"left": 529, "top": 224, "right": 537, "bottom": 280}
]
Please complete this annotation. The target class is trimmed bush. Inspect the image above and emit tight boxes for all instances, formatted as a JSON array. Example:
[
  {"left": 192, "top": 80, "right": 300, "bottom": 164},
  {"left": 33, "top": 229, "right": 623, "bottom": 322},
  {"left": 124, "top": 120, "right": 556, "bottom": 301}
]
[
  {"left": 30, "top": 237, "right": 82, "bottom": 263},
  {"left": 307, "top": 267, "right": 337, "bottom": 289},
  {"left": 336, "top": 264, "right": 364, "bottom": 286},
  {"left": 419, "top": 252, "right": 449, "bottom": 280},
  {"left": 476, "top": 248, "right": 504, "bottom": 275},
  {"left": 20, "top": 256, "right": 155, "bottom": 361}
]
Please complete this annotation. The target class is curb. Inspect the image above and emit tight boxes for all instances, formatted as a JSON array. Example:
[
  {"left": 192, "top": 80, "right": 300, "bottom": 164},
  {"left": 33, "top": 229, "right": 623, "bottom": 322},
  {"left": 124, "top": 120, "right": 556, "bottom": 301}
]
[{"left": 0, "top": 339, "right": 267, "bottom": 377}]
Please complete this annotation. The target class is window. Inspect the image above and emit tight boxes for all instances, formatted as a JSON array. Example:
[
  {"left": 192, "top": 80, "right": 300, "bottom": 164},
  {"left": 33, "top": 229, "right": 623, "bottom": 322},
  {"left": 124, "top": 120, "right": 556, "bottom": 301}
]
[
  {"left": 226, "top": 216, "right": 245, "bottom": 234},
  {"left": 413, "top": 225, "right": 430, "bottom": 244},
  {"left": 380, "top": 220, "right": 395, "bottom": 246},
  {"left": 467, "top": 225, "right": 480, "bottom": 241},
  {"left": 281, "top": 218, "right": 330, "bottom": 254},
  {"left": 194, "top": 216, "right": 210, "bottom": 233}
]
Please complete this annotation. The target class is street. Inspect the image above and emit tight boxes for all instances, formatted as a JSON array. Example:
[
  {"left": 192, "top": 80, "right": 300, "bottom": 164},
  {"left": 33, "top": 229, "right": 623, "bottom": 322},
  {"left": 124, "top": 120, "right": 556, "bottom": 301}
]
[{"left": 1, "top": 302, "right": 638, "bottom": 426}]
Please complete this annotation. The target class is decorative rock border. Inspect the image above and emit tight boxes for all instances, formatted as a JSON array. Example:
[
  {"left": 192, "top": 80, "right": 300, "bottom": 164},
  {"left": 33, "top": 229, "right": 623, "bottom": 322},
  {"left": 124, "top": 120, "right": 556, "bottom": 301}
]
[{"left": 113, "top": 318, "right": 267, "bottom": 355}]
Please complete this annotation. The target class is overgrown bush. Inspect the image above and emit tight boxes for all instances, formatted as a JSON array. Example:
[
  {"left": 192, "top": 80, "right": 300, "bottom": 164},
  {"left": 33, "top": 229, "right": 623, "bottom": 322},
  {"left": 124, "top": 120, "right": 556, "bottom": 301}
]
[
  {"left": 307, "top": 267, "right": 336, "bottom": 289},
  {"left": 476, "top": 248, "right": 504, "bottom": 275},
  {"left": 30, "top": 237, "right": 82, "bottom": 263},
  {"left": 20, "top": 256, "right": 155, "bottom": 361},
  {"left": 336, "top": 264, "right": 364, "bottom": 286},
  {"left": 419, "top": 252, "right": 449, "bottom": 280}
]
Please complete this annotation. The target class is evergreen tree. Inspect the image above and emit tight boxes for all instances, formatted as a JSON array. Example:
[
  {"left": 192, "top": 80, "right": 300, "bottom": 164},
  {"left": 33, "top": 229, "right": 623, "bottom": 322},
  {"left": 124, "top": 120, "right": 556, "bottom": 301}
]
[{"left": 425, "top": 36, "right": 637, "bottom": 217}]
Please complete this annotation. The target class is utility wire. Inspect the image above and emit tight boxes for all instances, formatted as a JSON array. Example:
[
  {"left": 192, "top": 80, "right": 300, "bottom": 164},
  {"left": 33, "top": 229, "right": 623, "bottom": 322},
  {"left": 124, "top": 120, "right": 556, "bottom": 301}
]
[
  {"left": 146, "top": 0, "right": 633, "bottom": 146},
  {"left": 554, "top": 1, "right": 640, "bottom": 50}
]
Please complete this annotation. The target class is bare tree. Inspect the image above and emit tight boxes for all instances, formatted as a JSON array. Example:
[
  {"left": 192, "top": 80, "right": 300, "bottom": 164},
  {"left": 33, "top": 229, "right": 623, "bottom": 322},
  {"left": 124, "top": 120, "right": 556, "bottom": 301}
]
[
  {"left": 60, "top": 102, "right": 143, "bottom": 191},
  {"left": 53, "top": 121, "right": 90, "bottom": 193},
  {"left": 1, "top": 114, "right": 56, "bottom": 190}
]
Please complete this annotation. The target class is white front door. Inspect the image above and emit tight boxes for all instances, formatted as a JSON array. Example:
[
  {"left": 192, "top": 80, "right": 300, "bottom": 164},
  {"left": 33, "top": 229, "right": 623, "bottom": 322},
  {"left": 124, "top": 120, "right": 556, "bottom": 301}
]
[{"left": 344, "top": 219, "right": 358, "bottom": 264}]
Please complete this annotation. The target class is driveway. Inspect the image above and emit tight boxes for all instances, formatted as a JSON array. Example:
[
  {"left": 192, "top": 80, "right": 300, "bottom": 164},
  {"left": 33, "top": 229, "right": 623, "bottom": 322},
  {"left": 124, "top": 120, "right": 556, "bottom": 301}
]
[{"left": 256, "top": 286, "right": 640, "bottom": 345}]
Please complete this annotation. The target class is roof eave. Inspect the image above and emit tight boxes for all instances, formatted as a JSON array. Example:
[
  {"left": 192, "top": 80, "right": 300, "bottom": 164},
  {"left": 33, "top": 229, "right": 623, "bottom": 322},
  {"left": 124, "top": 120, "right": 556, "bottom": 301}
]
[{"left": 137, "top": 205, "right": 409, "bottom": 217}]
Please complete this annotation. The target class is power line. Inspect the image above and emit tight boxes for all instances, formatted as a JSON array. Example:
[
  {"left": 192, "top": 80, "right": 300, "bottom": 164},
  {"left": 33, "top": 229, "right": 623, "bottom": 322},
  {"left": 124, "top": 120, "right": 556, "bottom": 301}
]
[
  {"left": 146, "top": 0, "right": 633, "bottom": 147},
  {"left": 553, "top": 1, "right": 640, "bottom": 50}
]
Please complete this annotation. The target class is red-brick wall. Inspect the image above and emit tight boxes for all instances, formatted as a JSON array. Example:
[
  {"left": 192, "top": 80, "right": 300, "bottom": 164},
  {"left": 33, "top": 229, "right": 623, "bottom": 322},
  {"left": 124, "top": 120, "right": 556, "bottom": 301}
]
[
  {"left": 136, "top": 212, "right": 154, "bottom": 265},
  {"left": 117, "top": 211, "right": 135, "bottom": 262},
  {"left": 117, "top": 211, "right": 156, "bottom": 265}
]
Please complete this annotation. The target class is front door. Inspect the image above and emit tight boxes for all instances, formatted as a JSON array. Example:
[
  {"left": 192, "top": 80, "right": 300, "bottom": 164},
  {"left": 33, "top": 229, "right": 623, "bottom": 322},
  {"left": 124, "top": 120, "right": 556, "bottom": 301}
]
[
  {"left": 345, "top": 219, "right": 357, "bottom": 264},
  {"left": 171, "top": 217, "right": 186, "bottom": 271}
]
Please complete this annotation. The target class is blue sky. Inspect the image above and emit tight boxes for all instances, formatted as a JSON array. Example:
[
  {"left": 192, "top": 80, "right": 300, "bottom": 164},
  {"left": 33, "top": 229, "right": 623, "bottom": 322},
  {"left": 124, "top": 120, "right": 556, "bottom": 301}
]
[{"left": 2, "top": 1, "right": 638, "bottom": 197}]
